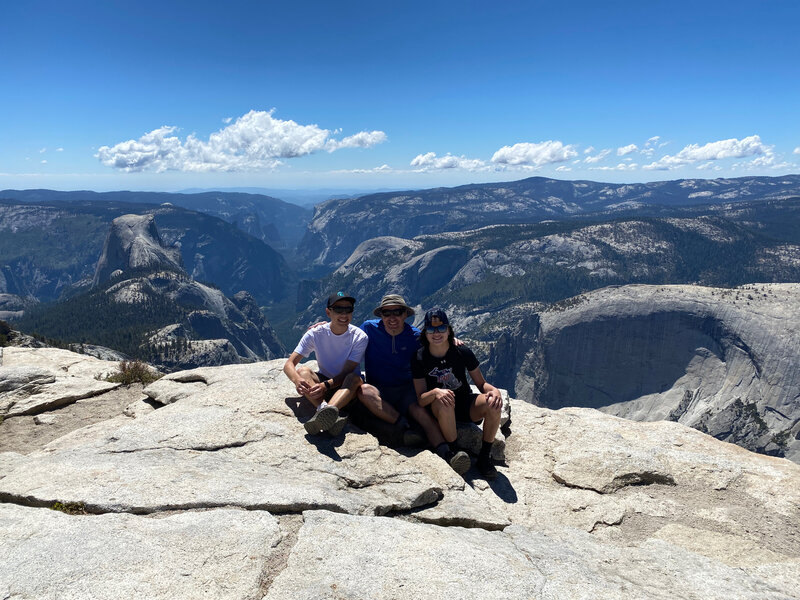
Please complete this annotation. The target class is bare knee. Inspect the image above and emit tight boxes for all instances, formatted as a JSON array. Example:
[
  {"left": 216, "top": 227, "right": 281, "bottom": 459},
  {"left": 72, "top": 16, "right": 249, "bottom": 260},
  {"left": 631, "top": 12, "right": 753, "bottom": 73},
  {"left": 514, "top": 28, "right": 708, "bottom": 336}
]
[
  {"left": 296, "top": 366, "right": 317, "bottom": 382},
  {"left": 431, "top": 398, "right": 455, "bottom": 418},
  {"left": 359, "top": 383, "right": 380, "bottom": 402}
]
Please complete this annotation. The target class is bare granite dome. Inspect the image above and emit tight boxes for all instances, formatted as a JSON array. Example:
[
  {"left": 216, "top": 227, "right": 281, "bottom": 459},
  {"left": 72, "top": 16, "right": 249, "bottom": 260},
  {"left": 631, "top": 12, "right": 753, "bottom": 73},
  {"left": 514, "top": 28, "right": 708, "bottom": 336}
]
[
  {"left": 92, "top": 214, "right": 184, "bottom": 286},
  {"left": 0, "top": 347, "right": 798, "bottom": 598}
]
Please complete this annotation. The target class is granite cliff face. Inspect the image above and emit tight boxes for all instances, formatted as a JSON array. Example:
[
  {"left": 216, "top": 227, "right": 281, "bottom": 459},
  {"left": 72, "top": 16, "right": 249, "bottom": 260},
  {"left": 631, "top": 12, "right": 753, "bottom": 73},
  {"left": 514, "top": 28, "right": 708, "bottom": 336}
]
[
  {"left": 297, "top": 174, "right": 800, "bottom": 271},
  {"left": 479, "top": 284, "right": 800, "bottom": 464},
  {"left": 93, "top": 214, "right": 183, "bottom": 286},
  {"left": 0, "top": 347, "right": 798, "bottom": 598}
]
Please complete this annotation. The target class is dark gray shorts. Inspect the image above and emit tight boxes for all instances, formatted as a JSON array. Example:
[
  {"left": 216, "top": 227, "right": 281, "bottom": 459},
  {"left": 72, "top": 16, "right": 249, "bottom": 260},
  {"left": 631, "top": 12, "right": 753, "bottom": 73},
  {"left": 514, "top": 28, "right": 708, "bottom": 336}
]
[{"left": 377, "top": 383, "right": 418, "bottom": 417}]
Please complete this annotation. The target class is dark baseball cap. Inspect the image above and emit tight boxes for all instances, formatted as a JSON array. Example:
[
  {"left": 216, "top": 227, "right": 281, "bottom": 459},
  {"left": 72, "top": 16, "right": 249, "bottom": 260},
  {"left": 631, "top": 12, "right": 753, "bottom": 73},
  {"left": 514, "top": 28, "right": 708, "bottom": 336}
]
[
  {"left": 424, "top": 307, "right": 449, "bottom": 328},
  {"left": 327, "top": 292, "right": 356, "bottom": 307}
]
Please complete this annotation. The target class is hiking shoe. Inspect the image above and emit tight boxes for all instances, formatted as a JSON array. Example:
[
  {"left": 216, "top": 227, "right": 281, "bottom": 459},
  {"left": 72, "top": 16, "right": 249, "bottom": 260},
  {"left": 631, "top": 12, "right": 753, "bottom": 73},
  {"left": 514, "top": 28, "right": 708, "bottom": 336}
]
[
  {"left": 401, "top": 427, "right": 426, "bottom": 447},
  {"left": 304, "top": 405, "right": 339, "bottom": 435},
  {"left": 477, "top": 456, "right": 498, "bottom": 480},
  {"left": 446, "top": 450, "right": 471, "bottom": 475},
  {"left": 327, "top": 415, "right": 348, "bottom": 437}
]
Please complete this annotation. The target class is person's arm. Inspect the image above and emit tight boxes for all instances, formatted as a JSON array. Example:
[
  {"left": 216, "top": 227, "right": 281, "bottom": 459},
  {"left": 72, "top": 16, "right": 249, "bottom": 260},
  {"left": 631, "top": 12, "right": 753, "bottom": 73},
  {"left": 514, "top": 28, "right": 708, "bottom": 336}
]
[
  {"left": 415, "top": 378, "right": 455, "bottom": 407},
  {"left": 469, "top": 367, "right": 502, "bottom": 409}
]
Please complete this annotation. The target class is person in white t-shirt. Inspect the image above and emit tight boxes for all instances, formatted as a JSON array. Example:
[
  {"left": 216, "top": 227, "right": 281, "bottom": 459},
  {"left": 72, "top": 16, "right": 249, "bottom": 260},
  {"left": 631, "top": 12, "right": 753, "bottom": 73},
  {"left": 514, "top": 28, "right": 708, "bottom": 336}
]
[{"left": 283, "top": 292, "right": 369, "bottom": 435}]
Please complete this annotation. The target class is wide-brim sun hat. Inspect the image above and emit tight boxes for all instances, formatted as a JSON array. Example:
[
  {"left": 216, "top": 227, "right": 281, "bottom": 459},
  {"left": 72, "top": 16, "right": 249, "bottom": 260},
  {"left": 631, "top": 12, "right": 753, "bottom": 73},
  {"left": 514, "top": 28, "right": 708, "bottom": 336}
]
[{"left": 373, "top": 294, "right": 415, "bottom": 317}]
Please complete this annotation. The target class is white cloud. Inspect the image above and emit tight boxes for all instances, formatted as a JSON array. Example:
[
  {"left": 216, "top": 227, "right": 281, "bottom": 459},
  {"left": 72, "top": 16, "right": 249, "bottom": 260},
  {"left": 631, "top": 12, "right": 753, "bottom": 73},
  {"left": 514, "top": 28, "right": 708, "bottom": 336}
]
[
  {"left": 584, "top": 146, "right": 595, "bottom": 154},
  {"left": 328, "top": 130, "right": 388, "bottom": 151},
  {"left": 222, "top": 117, "right": 233, "bottom": 124},
  {"left": 41, "top": 160, "right": 47, "bottom": 164},
  {"left": 617, "top": 144, "right": 638, "bottom": 156},
  {"left": 56, "top": 147, "right": 64, "bottom": 152},
  {"left": 643, "top": 135, "right": 773, "bottom": 171},
  {"left": 794, "top": 147, "right": 800, "bottom": 155},
  {"left": 491, "top": 141, "right": 577, "bottom": 167},
  {"left": 39, "top": 148, "right": 47, "bottom": 154},
  {"left": 410, "top": 152, "right": 487, "bottom": 171},
  {"left": 331, "top": 164, "right": 394, "bottom": 174},
  {"left": 647, "top": 136, "right": 660, "bottom": 144},
  {"left": 590, "top": 162, "right": 638, "bottom": 171},
  {"left": 748, "top": 154, "right": 777, "bottom": 167},
  {"left": 555, "top": 165, "right": 572, "bottom": 172},
  {"left": 96, "top": 110, "right": 387, "bottom": 173},
  {"left": 584, "top": 149, "right": 611, "bottom": 164}
]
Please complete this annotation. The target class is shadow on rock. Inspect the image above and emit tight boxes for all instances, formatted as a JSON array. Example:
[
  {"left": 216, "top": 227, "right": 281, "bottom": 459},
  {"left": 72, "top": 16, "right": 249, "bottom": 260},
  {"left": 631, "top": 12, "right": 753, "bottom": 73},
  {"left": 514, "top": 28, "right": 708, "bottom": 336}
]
[
  {"left": 304, "top": 433, "right": 345, "bottom": 462},
  {"left": 466, "top": 470, "right": 518, "bottom": 504},
  {"left": 284, "top": 396, "right": 346, "bottom": 461},
  {"left": 284, "top": 396, "right": 315, "bottom": 421}
]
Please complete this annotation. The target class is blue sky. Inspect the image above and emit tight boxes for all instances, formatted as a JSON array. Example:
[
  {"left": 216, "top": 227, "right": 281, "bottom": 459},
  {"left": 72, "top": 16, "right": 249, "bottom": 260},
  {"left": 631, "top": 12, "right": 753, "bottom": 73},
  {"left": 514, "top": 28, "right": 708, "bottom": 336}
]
[{"left": 2, "top": 1, "right": 799, "bottom": 192}]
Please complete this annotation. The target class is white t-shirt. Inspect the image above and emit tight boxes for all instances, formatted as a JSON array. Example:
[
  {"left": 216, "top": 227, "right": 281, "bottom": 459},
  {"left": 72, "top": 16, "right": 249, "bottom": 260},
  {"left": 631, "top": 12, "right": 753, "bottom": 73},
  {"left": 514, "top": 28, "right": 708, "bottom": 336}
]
[{"left": 293, "top": 323, "right": 368, "bottom": 379}]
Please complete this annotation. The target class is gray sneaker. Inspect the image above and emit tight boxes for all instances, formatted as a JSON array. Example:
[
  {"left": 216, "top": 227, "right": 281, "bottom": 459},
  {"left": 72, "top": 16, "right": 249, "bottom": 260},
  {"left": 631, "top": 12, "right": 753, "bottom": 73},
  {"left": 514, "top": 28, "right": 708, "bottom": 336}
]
[
  {"left": 327, "top": 415, "right": 349, "bottom": 437},
  {"left": 304, "top": 405, "right": 339, "bottom": 435},
  {"left": 447, "top": 450, "right": 471, "bottom": 475}
]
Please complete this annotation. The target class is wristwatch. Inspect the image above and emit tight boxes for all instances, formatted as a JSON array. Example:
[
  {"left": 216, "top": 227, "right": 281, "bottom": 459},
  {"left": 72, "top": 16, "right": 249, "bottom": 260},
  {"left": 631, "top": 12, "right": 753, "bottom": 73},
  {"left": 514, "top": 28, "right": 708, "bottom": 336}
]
[{"left": 323, "top": 380, "right": 331, "bottom": 390}]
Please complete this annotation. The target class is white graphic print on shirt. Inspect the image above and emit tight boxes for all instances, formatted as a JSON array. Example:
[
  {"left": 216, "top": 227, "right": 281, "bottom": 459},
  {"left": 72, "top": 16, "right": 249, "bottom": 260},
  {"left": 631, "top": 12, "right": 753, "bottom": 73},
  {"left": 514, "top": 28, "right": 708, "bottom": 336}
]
[{"left": 428, "top": 367, "right": 462, "bottom": 390}]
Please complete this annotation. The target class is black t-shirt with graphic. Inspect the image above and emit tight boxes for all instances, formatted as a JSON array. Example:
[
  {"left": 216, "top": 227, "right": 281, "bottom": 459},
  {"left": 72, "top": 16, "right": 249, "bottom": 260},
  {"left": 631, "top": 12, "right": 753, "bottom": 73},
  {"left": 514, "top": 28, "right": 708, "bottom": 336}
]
[{"left": 411, "top": 344, "right": 480, "bottom": 400}]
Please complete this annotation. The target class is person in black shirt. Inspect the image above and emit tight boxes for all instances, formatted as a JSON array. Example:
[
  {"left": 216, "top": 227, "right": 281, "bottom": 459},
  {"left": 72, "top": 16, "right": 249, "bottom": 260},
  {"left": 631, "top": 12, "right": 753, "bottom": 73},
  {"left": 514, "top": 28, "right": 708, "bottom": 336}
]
[{"left": 411, "top": 308, "right": 502, "bottom": 479}]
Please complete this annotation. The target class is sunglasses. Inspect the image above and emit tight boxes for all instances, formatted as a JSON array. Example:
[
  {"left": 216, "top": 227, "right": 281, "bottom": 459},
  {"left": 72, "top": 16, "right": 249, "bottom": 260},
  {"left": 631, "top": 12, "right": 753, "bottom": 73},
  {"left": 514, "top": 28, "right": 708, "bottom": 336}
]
[
  {"left": 380, "top": 308, "right": 406, "bottom": 317},
  {"left": 425, "top": 325, "right": 448, "bottom": 334},
  {"left": 329, "top": 305, "right": 354, "bottom": 314}
]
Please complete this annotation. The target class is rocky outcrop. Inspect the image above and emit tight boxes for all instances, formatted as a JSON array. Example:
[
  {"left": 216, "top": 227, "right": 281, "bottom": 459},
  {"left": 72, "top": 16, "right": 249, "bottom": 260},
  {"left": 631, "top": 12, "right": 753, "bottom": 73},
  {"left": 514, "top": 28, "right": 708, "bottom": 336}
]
[
  {"left": 0, "top": 347, "right": 121, "bottom": 417},
  {"left": 92, "top": 214, "right": 184, "bottom": 286},
  {"left": 485, "top": 283, "right": 800, "bottom": 463},
  {"left": 121, "top": 272, "right": 285, "bottom": 369},
  {"left": 0, "top": 347, "right": 798, "bottom": 598}
]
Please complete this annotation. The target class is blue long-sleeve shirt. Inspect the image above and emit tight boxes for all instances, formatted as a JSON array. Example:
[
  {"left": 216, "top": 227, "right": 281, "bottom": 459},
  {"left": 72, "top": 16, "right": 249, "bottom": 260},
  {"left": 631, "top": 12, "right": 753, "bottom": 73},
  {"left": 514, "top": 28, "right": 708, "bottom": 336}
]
[{"left": 360, "top": 319, "right": 421, "bottom": 388}]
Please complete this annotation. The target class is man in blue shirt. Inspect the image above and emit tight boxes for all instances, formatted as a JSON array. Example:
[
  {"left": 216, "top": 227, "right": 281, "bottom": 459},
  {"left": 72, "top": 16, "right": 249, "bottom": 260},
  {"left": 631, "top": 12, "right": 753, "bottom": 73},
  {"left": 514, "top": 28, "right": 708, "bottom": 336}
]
[{"left": 359, "top": 294, "right": 452, "bottom": 464}]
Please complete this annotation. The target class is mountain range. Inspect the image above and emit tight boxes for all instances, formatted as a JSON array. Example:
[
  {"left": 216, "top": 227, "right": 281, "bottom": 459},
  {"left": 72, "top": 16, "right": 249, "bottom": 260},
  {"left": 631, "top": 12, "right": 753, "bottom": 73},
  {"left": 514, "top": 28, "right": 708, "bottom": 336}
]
[
  {"left": 3, "top": 174, "right": 800, "bottom": 460},
  {"left": 0, "top": 189, "right": 312, "bottom": 251},
  {"left": 0, "top": 199, "right": 293, "bottom": 305}
]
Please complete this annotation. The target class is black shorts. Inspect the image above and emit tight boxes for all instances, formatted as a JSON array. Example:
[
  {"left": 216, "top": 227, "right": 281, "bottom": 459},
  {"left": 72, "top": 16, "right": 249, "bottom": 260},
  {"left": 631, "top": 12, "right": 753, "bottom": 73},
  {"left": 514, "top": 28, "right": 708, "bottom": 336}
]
[{"left": 455, "top": 393, "right": 481, "bottom": 424}]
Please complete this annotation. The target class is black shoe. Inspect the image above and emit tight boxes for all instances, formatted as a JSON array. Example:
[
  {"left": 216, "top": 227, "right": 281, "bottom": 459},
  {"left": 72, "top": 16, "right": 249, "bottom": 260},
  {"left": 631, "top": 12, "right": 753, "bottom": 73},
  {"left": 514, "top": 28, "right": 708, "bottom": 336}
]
[
  {"left": 446, "top": 450, "right": 471, "bottom": 475},
  {"left": 401, "top": 427, "right": 426, "bottom": 447},
  {"left": 477, "top": 456, "right": 498, "bottom": 480}
]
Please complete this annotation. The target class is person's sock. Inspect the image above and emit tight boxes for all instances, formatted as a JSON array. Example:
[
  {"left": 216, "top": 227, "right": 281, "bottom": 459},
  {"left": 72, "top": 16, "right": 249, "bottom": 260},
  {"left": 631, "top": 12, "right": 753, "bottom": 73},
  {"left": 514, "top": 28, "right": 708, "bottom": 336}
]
[
  {"left": 435, "top": 443, "right": 450, "bottom": 459},
  {"left": 479, "top": 440, "right": 493, "bottom": 459},
  {"left": 395, "top": 415, "right": 410, "bottom": 429},
  {"left": 448, "top": 440, "right": 459, "bottom": 453},
  {"left": 316, "top": 401, "right": 328, "bottom": 413}
]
